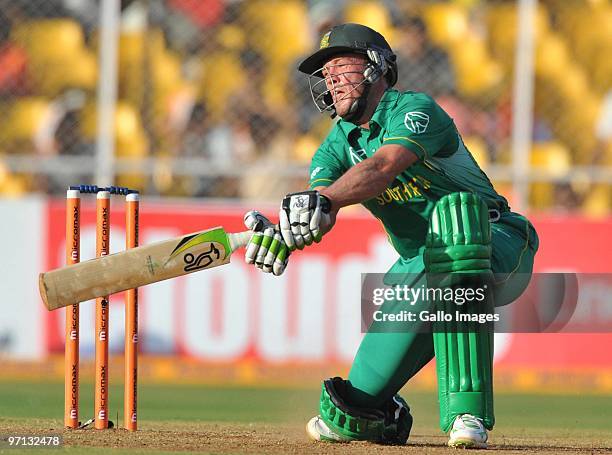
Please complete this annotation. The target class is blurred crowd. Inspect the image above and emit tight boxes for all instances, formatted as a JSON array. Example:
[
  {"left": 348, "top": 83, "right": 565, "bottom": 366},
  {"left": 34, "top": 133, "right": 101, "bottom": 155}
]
[{"left": 0, "top": 0, "right": 610, "bottom": 214}]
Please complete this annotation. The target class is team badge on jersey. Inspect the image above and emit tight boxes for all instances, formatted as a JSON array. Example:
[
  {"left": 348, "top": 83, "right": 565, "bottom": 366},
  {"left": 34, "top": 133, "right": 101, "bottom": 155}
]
[
  {"left": 349, "top": 147, "right": 367, "bottom": 165},
  {"left": 320, "top": 31, "right": 331, "bottom": 49},
  {"left": 404, "top": 111, "right": 430, "bottom": 134}
]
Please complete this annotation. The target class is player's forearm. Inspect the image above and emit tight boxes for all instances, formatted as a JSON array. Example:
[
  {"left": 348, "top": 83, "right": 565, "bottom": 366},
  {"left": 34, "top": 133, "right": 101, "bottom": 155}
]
[{"left": 320, "top": 154, "right": 400, "bottom": 209}]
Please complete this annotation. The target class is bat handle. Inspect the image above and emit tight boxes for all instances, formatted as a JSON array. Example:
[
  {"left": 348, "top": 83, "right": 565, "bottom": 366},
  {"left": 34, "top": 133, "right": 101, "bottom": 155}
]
[
  {"left": 228, "top": 231, "right": 253, "bottom": 252},
  {"left": 229, "top": 221, "right": 283, "bottom": 253}
]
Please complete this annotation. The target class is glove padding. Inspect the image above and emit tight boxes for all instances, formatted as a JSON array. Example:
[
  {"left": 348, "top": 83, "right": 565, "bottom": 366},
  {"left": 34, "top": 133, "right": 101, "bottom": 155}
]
[
  {"left": 244, "top": 211, "right": 290, "bottom": 276},
  {"left": 279, "top": 190, "right": 332, "bottom": 251}
]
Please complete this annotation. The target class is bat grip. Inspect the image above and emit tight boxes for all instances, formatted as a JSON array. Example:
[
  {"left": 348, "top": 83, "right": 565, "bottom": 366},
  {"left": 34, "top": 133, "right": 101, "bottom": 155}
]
[
  {"left": 229, "top": 221, "right": 283, "bottom": 252},
  {"left": 228, "top": 231, "right": 253, "bottom": 252}
]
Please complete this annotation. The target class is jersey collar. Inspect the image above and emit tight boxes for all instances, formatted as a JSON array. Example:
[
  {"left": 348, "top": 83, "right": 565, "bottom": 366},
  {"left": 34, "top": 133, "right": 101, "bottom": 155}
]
[
  {"left": 370, "top": 88, "right": 402, "bottom": 128},
  {"left": 337, "top": 89, "right": 402, "bottom": 136}
]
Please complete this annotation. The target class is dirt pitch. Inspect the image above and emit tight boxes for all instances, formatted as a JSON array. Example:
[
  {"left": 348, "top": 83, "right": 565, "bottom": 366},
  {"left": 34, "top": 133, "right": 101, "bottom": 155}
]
[
  {"left": 2, "top": 383, "right": 611, "bottom": 454},
  {"left": 2, "top": 419, "right": 611, "bottom": 454}
]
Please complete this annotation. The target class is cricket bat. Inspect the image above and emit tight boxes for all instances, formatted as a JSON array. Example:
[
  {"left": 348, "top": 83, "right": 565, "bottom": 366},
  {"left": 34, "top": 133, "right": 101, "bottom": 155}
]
[{"left": 40, "top": 227, "right": 252, "bottom": 311}]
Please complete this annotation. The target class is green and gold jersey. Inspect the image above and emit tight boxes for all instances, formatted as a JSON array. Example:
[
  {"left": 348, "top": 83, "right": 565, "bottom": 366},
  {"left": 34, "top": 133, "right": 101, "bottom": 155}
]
[{"left": 309, "top": 89, "right": 509, "bottom": 258}]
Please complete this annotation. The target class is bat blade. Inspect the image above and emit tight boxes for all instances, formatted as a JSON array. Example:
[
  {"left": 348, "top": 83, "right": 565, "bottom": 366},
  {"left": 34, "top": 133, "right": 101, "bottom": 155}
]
[{"left": 40, "top": 226, "right": 251, "bottom": 311}]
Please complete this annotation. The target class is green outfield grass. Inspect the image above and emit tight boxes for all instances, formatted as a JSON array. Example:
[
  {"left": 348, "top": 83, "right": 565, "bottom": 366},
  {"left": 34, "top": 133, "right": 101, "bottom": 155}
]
[
  {"left": 1, "top": 381, "right": 611, "bottom": 430},
  {"left": 1, "top": 381, "right": 611, "bottom": 454}
]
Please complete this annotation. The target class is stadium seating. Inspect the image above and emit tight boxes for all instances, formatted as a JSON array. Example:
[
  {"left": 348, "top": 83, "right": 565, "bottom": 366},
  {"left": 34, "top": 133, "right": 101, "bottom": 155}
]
[
  {"left": 529, "top": 141, "right": 571, "bottom": 209},
  {"left": 197, "top": 52, "right": 246, "bottom": 121},
  {"left": 0, "top": 1, "right": 609, "bottom": 206},
  {"left": 81, "top": 101, "right": 148, "bottom": 191},
  {"left": 0, "top": 97, "right": 55, "bottom": 194},
  {"left": 116, "top": 30, "right": 188, "bottom": 114},
  {"left": 344, "top": 1, "right": 395, "bottom": 45},
  {"left": 555, "top": 4, "right": 612, "bottom": 96},
  {"left": 485, "top": 3, "right": 550, "bottom": 64},
  {"left": 293, "top": 134, "right": 320, "bottom": 164},
  {"left": 240, "top": 0, "right": 310, "bottom": 67},
  {"left": 10, "top": 19, "right": 97, "bottom": 96},
  {"left": 533, "top": 31, "right": 602, "bottom": 164},
  {"left": 421, "top": 3, "right": 502, "bottom": 97},
  {"left": 582, "top": 184, "right": 611, "bottom": 218},
  {"left": 0, "top": 158, "right": 28, "bottom": 195},
  {"left": 448, "top": 36, "right": 503, "bottom": 97},
  {"left": 463, "top": 136, "right": 489, "bottom": 169},
  {"left": 475, "top": 9, "right": 602, "bottom": 168},
  {"left": 81, "top": 102, "right": 148, "bottom": 157},
  {"left": 238, "top": 0, "right": 311, "bottom": 107},
  {"left": 216, "top": 25, "right": 247, "bottom": 53},
  {"left": 11, "top": 18, "right": 85, "bottom": 60},
  {"left": 421, "top": 3, "right": 469, "bottom": 48},
  {"left": 112, "top": 29, "right": 194, "bottom": 157},
  {"left": 0, "top": 97, "right": 54, "bottom": 153},
  {"left": 0, "top": 43, "right": 28, "bottom": 94}
]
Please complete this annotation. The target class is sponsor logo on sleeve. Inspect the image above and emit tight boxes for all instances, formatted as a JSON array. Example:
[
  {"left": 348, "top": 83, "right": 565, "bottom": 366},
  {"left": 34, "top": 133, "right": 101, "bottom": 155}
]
[
  {"left": 404, "top": 111, "right": 430, "bottom": 134},
  {"left": 310, "top": 166, "right": 323, "bottom": 180}
]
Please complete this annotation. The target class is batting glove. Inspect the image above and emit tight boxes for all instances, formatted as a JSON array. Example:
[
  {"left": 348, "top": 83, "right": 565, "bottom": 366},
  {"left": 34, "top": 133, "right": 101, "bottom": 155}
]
[
  {"left": 244, "top": 211, "right": 290, "bottom": 276},
  {"left": 279, "top": 190, "right": 332, "bottom": 251}
]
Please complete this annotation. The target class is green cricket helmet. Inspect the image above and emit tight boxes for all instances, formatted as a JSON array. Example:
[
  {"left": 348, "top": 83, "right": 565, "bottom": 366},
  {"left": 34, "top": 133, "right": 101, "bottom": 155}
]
[{"left": 298, "top": 23, "right": 398, "bottom": 121}]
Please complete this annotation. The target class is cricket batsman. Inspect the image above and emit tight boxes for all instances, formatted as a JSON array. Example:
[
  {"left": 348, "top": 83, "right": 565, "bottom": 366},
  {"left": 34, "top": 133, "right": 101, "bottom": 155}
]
[{"left": 242, "top": 23, "right": 539, "bottom": 448}]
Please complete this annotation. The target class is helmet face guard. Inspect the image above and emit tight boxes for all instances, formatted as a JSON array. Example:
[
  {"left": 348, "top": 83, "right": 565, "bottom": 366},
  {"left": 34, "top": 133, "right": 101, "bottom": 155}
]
[
  {"left": 304, "top": 47, "right": 396, "bottom": 121},
  {"left": 307, "top": 62, "right": 369, "bottom": 115},
  {"left": 298, "top": 24, "right": 398, "bottom": 122}
]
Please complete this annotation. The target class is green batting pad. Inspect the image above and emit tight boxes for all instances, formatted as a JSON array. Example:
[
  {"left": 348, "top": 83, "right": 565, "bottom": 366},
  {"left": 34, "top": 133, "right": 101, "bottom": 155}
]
[
  {"left": 319, "top": 377, "right": 412, "bottom": 444},
  {"left": 434, "top": 318, "right": 494, "bottom": 431},
  {"left": 426, "top": 192, "right": 495, "bottom": 431}
]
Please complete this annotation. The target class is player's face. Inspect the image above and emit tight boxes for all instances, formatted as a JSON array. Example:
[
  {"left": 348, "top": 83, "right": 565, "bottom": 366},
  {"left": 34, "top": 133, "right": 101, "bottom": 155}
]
[{"left": 321, "top": 55, "right": 368, "bottom": 117}]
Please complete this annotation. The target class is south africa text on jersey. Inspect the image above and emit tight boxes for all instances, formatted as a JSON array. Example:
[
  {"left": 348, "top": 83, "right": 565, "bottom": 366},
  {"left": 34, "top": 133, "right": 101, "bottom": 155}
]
[{"left": 375, "top": 176, "right": 431, "bottom": 206}]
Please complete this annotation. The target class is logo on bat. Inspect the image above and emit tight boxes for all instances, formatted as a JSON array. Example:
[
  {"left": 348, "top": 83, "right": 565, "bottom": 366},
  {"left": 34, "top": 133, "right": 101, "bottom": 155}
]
[
  {"left": 183, "top": 244, "right": 221, "bottom": 272},
  {"left": 166, "top": 229, "right": 229, "bottom": 271}
]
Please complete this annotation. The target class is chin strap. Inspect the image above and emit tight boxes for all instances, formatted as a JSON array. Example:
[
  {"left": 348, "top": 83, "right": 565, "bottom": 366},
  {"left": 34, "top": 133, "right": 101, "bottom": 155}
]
[{"left": 339, "top": 83, "right": 371, "bottom": 123}]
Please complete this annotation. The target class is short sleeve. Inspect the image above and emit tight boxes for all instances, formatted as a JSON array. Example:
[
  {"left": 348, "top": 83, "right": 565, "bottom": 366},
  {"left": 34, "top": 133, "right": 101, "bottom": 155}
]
[
  {"left": 308, "top": 142, "right": 345, "bottom": 188},
  {"left": 382, "top": 95, "right": 457, "bottom": 160}
]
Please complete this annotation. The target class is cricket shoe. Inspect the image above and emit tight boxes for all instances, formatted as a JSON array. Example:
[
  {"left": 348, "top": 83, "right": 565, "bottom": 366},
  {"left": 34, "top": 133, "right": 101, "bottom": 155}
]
[
  {"left": 306, "top": 415, "right": 352, "bottom": 442},
  {"left": 448, "top": 414, "right": 488, "bottom": 449}
]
